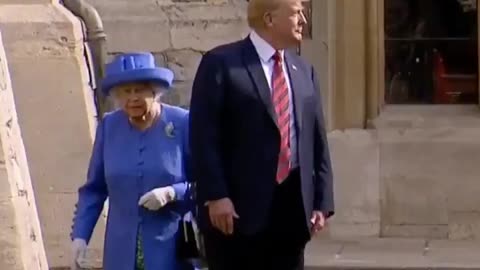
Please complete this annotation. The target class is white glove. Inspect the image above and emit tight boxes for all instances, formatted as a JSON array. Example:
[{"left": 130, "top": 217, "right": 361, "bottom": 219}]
[
  {"left": 138, "top": 186, "right": 176, "bottom": 211},
  {"left": 71, "top": 238, "right": 87, "bottom": 270}
]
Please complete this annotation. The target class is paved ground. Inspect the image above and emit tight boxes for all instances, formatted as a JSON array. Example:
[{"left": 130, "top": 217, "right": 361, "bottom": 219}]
[
  {"left": 305, "top": 236, "right": 480, "bottom": 270},
  {"left": 50, "top": 236, "right": 480, "bottom": 270}
]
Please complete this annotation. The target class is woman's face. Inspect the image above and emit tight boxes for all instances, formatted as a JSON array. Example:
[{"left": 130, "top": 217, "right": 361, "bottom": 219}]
[{"left": 112, "top": 82, "right": 157, "bottom": 118}]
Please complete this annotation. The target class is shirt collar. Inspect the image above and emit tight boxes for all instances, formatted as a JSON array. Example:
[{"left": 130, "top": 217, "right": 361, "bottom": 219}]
[{"left": 249, "top": 30, "right": 284, "bottom": 63}]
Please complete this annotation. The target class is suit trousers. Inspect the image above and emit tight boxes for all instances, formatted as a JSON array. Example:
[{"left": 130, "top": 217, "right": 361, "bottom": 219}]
[{"left": 204, "top": 169, "right": 310, "bottom": 270}]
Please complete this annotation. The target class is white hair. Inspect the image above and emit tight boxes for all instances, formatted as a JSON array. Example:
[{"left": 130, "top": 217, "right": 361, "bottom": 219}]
[{"left": 108, "top": 83, "right": 166, "bottom": 110}]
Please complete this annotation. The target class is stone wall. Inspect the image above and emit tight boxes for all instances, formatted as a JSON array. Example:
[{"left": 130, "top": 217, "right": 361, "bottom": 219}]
[
  {"left": 87, "top": 0, "right": 250, "bottom": 107},
  {"left": 374, "top": 106, "right": 480, "bottom": 240},
  {"left": 324, "top": 105, "right": 480, "bottom": 241}
]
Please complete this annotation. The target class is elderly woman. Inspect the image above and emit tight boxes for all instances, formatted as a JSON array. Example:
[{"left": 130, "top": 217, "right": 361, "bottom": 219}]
[{"left": 70, "top": 52, "right": 193, "bottom": 270}]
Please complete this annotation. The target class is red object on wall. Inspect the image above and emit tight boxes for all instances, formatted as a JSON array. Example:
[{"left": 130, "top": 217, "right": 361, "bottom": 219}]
[{"left": 433, "top": 49, "right": 478, "bottom": 104}]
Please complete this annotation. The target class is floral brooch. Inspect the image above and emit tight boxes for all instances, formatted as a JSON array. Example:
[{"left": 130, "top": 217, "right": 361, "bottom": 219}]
[{"left": 165, "top": 122, "right": 175, "bottom": 138}]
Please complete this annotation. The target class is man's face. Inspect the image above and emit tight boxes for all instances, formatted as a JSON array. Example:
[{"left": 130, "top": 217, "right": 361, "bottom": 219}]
[{"left": 268, "top": 0, "right": 307, "bottom": 48}]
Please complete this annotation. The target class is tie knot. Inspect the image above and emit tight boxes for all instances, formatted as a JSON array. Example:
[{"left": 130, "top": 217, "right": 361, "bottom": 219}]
[{"left": 273, "top": 51, "right": 283, "bottom": 63}]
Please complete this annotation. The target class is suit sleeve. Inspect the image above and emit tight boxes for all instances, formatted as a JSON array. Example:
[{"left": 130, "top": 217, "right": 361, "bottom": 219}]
[
  {"left": 311, "top": 66, "right": 335, "bottom": 218},
  {"left": 189, "top": 52, "right": 228, "bottom": 203},
  {"left": 71, "top": 118, "right": 108, "bottom": 243},
  {"left": 172, "top": 111, "right": 190, "bottom": 201}
]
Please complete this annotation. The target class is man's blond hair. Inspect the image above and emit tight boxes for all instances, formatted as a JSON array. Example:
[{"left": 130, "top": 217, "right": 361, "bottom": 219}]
[{"left": 247, "top": 0, "right": 283, "bottom": 30}]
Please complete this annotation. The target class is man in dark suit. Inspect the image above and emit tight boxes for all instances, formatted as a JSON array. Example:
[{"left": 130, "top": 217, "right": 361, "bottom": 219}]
[{"left": 189, "top": 0, "right": 334, "bottom": 269}]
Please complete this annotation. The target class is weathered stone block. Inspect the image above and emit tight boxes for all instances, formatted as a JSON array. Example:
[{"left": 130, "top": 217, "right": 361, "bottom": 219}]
[
  {"left": 326, "top": 129, "right": 380, "bottom": 237},
  {"left": 448, "top": 212, "right": 480, "bottom": 240},
  {"left": 0, "top": 139, "right": 23, "bottom": 270},
  {"left": 374, "top": 105, "right": 480, "bottom": 130},
  {"left": 336, "top": 238, "right": 428, "bottom": 268},
  {"left": 0, "top": 4, "right": 83, "bottom": 58},
  {"left": 376, "top": 122, "right": 480, "bottom": 240},
  {"left": 165, "top": 49, "right": 202, "bottom": 82},
  {"left": 340, "top": 237, "right": 426, "bottom": 255},
  {"left": 103, "top": 19, "right": 171, "bottom": 52},
  {"left": 152, "top": 52, "right": 168, "bottom": 67},
  {"left": 171, "top": 20, "right": 248, "bottom": 51},
  {"left": 206, "top": 0, "right": 229, "bottom": 4},
  {"left": 380, "top": 142, "right": 449, "bottom": 226},
  {"left": 162, "top": 3, "right": 245, "bottom": 22},
  {"left": 325, "top": 223, "right": 380, "bottom": 239},
  {"left": 382, "top": 225, "right": 448, "bottom": 239},
  {"left": 427, "top": 239, "right": 480, "bottom": 262},
  {"left": 304, "top": 238, "right": 342, "bottom": 266},
  {"left": 168, "top": 81, "right": 192, "bottom": 107},
  {"left": 162, "top": 89, "right": 181, "bottom": 106},
  {"left": 91, "top": 2, "right": 169, "bottom": 20}
]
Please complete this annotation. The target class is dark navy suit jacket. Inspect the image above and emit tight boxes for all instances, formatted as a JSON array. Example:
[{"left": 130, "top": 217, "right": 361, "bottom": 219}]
[{"left": 189, "top": 36, "right": 334, "bottom": 235}]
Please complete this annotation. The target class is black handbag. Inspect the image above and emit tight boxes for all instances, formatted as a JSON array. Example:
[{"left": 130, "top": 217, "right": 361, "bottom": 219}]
[
  {"left": 176, "top": 183, "right": 207, "bottom": 267},
  {"left": 176, "top": 214, "right": 204, "bottom": 259}
]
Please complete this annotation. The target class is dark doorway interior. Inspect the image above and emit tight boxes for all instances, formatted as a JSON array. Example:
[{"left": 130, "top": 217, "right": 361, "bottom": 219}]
[{"left": 385, "top": 0, "right": 478, "bottom": 104}]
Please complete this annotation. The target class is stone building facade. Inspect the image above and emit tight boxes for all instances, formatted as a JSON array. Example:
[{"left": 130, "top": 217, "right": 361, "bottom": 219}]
[
  {"left": 301, "top": 0, "right": 480, "bottom": 241},
  {"left": 90, "top": 0, "right": 480, "bottom": 241}
]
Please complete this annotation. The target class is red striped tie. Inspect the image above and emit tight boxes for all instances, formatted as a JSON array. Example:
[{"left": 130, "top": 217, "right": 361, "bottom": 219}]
[{"left": 272, "top": 51, "right": 291, "bottom": 184}]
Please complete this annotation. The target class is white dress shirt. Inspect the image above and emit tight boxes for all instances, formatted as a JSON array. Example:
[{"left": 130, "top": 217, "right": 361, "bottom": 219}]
[{"left": 249, "top": 30, "right": 298, "bottom": 168}]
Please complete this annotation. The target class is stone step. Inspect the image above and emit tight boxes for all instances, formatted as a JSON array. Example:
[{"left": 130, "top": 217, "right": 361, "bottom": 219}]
[
  {"left": 305, "top": 237, "right": 480, "bottom": 270},
  {"left": 49, "top": 237, "right": 480, "bottom": 270}
]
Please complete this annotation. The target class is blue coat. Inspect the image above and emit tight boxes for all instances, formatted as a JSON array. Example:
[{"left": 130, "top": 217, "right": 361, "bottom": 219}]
[{"left": 71, "top": 104, "right": 192, "bottom": 270}]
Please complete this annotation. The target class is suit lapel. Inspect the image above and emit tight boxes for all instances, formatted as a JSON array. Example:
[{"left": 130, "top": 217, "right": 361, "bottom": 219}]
[
  {"left": 242, "top": 38, "right": 278, "bottom": 126},
  {"left": 285, "top": 51, "right": 304, "bottom": 131}
]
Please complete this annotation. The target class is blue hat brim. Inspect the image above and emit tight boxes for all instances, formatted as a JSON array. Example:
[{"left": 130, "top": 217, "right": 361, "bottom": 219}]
[{"left": 101, "top": 67, "right": 174, "bottom": 96}]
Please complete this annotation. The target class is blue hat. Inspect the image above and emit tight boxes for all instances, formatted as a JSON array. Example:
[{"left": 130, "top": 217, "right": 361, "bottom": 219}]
[{"left": 101, "top": 52, "right": 174, "bottom": 96}]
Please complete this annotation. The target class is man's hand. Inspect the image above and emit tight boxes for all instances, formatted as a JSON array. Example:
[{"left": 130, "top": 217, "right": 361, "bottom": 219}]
[
  {"left": 207, "top": 198, "right": 239, "bottom": 235},
  {"left": 310, "top": 211, "right": 326, "bottom": 235}
]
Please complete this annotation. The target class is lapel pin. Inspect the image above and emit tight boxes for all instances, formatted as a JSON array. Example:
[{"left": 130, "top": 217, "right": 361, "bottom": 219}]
[
  {"left": 292, "top": 65, "right": 297, "bottom": 71},
  {"left": 165, "top": 122, "right": 175, "bottom": 138}
]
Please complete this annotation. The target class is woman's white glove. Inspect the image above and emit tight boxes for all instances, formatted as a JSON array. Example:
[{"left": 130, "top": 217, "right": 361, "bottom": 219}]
[
  {"left": 71, "top": 238, "right": 87, "bottom": 270},
  {"left": 138, "top": 186, "right": 176, "bottom": 210}
]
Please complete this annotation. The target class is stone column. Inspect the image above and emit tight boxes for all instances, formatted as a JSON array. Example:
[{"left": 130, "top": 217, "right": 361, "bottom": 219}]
[
  {"left": 332, "top": 0, "right": 368, "bottom": 129},
  {"left": 365, "top": 0, "right": 382, "bottom": 125},
  {"left": 478, "top": 1, "right": 480, "bottom": 103},
  {"left": 299, "top": 0, "right": 382, "bottom": 239},
  {"left": 0, "top": 1, "right": 103, "bottom": 267},
  {"left": 300, "top": 0, "right": 334, "bottom": 130},
  {"left": 0, "top": 30, "right": 47, "bottom": 270}
]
